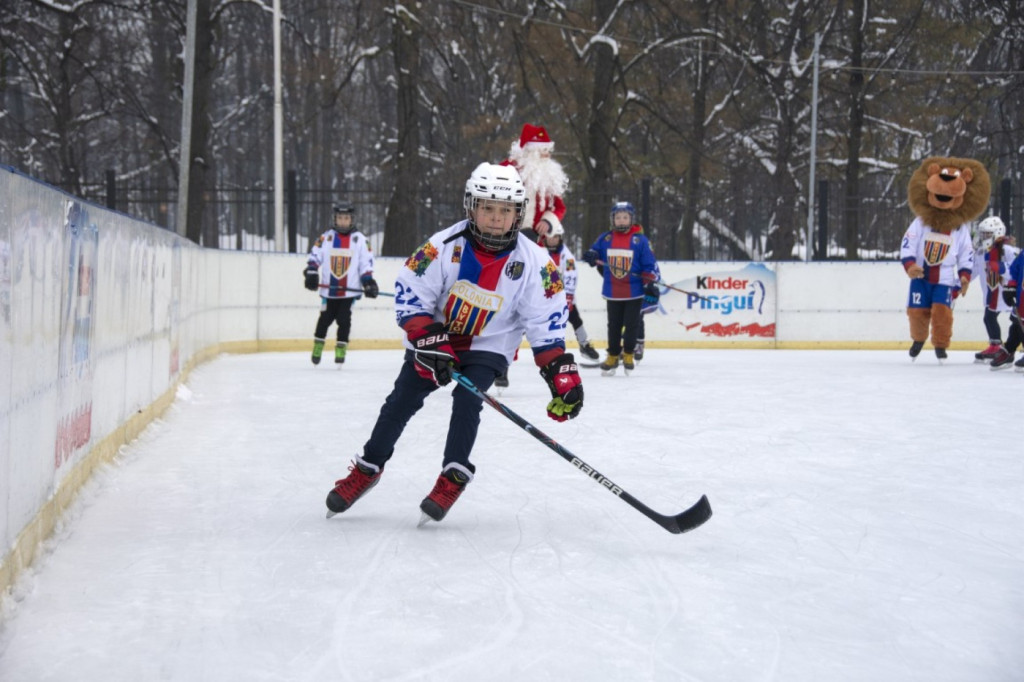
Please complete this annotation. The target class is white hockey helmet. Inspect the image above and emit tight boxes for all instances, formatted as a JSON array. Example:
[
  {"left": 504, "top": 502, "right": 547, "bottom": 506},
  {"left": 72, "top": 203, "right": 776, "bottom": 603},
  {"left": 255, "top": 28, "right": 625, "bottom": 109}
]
[
  {"left": 976, "top": 215, "right": 1006, "bottom": 249},
  {"left": 543, "top": 214, "right": 565, "bottom": 251},
  {"left": 463, "top": 162, "right": 528, "bottom": 251}
]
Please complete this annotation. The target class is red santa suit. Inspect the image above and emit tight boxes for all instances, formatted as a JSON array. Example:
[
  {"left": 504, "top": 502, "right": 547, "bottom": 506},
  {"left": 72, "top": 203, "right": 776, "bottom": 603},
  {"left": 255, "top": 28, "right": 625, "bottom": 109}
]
[{"left": 501, "top": 123, "right": 568, "bottom": 240}]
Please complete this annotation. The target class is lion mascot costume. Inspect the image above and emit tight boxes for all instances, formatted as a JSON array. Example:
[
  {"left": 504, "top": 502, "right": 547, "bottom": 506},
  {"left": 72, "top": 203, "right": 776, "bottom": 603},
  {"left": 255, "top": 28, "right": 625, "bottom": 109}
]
[{"left": 900, "top": 156, "right": 991, "bottom": 361}]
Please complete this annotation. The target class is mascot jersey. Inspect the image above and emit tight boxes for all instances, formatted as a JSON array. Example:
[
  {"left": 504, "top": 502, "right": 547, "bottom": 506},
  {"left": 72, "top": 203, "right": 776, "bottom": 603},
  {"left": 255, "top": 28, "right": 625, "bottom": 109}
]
[
  {"left": 972, "top": 242, "right": 1019, "bottom": 312},
  {"left": 307, "top": 229, "right": 375, "bottom": 299},
  {"left": 899, "top": 217, "right": 973, "bottom": 288},
  {"left": 587, "top": 225, "right": 658, "bottom": 300},
  {"left": 395, "top": 221, "right": 568, "bottom": 362}
]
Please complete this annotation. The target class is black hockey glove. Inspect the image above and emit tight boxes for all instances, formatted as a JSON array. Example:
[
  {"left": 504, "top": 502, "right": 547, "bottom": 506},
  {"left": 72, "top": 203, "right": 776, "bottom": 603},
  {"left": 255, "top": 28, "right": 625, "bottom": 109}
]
[
  {"left": 643, "top": 281, "right": 660, "bottom": 306},
  {"left": 304, "top": 266, "right": 319, "bottom": 291},
  {"left": 540, "top": 353, "right": 583, "bottom": 422},
  {"left": 408, "top": 322, "right": 459, "bottom": 386},
  {"left": 582, "top": 249, "right": 599, "bottom": 267},
  {"left": 361, "top": 275, "right": 379, "bottom": 298},
  {"left": 1004, "top": 287, "right": 1018, "bottom": 309}
]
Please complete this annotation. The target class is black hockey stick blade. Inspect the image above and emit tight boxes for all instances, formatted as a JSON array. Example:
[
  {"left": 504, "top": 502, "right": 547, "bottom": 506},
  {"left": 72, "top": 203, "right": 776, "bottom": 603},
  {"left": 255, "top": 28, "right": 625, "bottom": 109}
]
[
  {"left": 658, "top": 494, "right": 712, "bottom": 534},
  {"left": 452, "top": 369, "right": 712, "bottom": 535}
]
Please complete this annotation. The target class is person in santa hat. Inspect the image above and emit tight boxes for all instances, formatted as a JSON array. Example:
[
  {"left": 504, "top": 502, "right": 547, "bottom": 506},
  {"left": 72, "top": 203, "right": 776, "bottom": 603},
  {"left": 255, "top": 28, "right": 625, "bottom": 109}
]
[
  {"left": 492, "top": 124, "right": 573, "bottom": 388},
  {"left": 501, "top": 123, "right": 569, "bottom": 243}
]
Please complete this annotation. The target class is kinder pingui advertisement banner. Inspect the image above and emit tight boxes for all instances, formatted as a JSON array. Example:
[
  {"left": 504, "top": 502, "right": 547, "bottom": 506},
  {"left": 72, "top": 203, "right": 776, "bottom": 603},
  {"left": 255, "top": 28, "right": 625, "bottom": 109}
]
[{"left": 654, "top": 263, "right": 776, "bottom": 339}]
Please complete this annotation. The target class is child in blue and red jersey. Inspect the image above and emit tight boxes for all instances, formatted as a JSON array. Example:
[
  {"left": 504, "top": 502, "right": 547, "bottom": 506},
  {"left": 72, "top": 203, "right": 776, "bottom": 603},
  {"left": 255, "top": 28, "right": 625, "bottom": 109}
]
[
  {"left": 989, "top": 245, "right": 1024, "bottom": 372},
  {"left": 582, "top": 201, "right": 659, "bottom": 376}
]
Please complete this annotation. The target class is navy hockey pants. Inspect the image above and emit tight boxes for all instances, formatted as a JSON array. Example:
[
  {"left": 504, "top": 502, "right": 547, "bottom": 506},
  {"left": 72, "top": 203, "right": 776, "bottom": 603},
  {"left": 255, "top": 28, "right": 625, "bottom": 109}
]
[{"left": 362, "top": 350, "right": 504, "bottom": 473}]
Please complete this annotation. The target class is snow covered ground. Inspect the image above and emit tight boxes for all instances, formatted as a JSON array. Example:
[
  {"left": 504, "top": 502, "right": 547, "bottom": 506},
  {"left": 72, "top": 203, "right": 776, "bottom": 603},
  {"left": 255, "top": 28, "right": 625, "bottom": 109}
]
[{"left": 1, "top": 349, "right": 1022, "bottom": 681}]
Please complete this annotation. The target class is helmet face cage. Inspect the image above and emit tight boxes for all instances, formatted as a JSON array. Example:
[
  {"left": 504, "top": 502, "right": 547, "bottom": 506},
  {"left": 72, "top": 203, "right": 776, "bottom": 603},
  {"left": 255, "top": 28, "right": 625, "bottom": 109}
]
[
  {"left": 610, "top": 201, "right": 635, "bottom": 232},
  {"left": 976, "top": 216, "right": 1006, "bottom": 249},
  {"left": 463, "top": 163, "right": 528, "bottom": 251}
]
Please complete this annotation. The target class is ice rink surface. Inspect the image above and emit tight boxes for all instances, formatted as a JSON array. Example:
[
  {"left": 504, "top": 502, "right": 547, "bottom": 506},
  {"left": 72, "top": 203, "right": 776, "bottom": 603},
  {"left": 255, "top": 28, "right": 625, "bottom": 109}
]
[{"left": 1, "top": 349, "right": 1022, "bottom": 681}]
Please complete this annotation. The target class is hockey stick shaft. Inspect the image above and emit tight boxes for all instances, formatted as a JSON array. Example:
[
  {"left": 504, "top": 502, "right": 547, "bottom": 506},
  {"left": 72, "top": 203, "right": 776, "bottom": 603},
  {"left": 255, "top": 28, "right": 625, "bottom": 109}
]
[
  {"left": 451, "top": 370, "right": 712, "bottom": 534},
  {"left": 593, "top": 260, "right": 713, "bottom": 303},
  {"left": 317, "top": 284, "right": 395, "bottom": 297}
]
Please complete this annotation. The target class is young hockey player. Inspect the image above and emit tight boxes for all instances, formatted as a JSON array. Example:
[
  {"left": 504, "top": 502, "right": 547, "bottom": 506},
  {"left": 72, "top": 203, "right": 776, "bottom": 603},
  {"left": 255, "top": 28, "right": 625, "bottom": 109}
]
[
  {"left": 325, "top": 163, "right": 583, "bottom": 524},
  {"left": 543, "top": 218, "right": 600, "bottom": 362},
  {"left": 581, "top": 201, "right": 659, "bottom": 376},
  {"left": 304, "top": 201, "right": 378, "bottom": 365},
  {"left": 969, "top": 216, "right": 1019, "bottom": 363},
  {"left": 988, "top": 244, "right": 1024, "bottom": 371}
]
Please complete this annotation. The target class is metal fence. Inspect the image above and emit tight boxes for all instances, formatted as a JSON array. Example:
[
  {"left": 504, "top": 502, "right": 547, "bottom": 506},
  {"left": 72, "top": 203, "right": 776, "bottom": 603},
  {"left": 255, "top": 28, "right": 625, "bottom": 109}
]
[{"left": 81, "top": 172, "right": 1021, "bottom": 261}]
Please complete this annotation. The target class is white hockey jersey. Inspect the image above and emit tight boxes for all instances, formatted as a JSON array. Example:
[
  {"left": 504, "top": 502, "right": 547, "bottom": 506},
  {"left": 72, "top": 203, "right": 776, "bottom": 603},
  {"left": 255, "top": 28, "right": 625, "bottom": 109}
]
[
  {"left": 971, "top": 242, "right": 1020, "bottom": 312},
  {"left": 899, "top": 217, "right": 973, "bottom": 287},
  {"left": 307, "top": 228, "right": 375, "bottom": 299},
  {"left": 395, "top": 221, "right": 568, "bottom": 362}
]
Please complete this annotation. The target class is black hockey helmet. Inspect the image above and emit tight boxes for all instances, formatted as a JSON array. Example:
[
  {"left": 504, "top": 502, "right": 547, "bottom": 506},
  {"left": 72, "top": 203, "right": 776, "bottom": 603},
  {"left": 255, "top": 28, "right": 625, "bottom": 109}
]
[{"left": 333, "top": 201, "right": 355, "bottom": 216}]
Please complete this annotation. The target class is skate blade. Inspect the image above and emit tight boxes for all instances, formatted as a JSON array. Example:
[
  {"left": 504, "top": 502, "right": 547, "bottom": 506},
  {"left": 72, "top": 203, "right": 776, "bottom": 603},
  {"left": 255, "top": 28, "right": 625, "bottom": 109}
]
[
  {"left": 417, "top": 512, "right": 434, "bottom": 528},
  {"left": 326, "top": 509, "right": 338, "bottom": 519}
]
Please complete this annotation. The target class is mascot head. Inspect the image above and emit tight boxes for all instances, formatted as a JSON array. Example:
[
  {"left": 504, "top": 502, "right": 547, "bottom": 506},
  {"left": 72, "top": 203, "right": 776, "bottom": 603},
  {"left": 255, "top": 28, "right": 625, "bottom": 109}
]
[{"left": 907, "top": 156, "right": 990, "bottom": 233}]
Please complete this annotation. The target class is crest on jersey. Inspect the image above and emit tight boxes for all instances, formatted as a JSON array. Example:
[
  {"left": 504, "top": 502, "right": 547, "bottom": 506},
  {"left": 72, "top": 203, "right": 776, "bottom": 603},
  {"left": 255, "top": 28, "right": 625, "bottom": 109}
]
[
  {"left": 406, "top": 241, "right": 439, "bottom": 276},
  {"left": 505, "top": 260, "right": 525, "bottom": 280},
  {"left": 987, "top": 270, "right": 1001, "bottom": 290},
  {"left": 444, "top": 280, "right": 503, "bottom": 336},
  {"left": 541, "top": 261, "right": 564, "bottom": 298},
  {"left": 452, "top": 245, "right": 462, "bottom": 264},
  {"left": 606, "top": 248, "right": 633, "bottom": 280},
  {"left": 330, "top": 253, "right": 352, "bottom": 279},
  {"left": 923, "top": 233, "right": 951, "bottom": 266}
]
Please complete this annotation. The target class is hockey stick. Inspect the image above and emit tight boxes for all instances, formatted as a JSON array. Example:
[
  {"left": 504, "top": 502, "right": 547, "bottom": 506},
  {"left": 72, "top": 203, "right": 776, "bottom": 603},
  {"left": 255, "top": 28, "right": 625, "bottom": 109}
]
[
  {"left": 593, "top": 260, "right": 713, "bottom": 303},
  {"left": 451, "top": 369, "right": 712, "bottom": 534},
  {"left": 317, "top": 284, "right": 395, "bottom": 298}
]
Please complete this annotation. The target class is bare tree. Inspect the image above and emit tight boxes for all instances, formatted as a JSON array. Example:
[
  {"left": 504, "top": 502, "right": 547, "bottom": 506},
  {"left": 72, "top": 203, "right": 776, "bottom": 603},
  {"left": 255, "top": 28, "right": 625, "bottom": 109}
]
[{"left": 381, "top": 4, "right": 422, "bottom": 257}]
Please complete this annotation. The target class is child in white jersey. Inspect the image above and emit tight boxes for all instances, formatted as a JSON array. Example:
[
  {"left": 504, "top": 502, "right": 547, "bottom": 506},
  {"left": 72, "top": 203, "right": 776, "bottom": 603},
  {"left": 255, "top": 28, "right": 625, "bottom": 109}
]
[
  {"left": 543, "top": 218, "right": 600, "bottom": 361},
  {"left": 303, "top": 201, "right": 378, "bottom": 365},
  {"left": 325, "top": 163, "right": 584, "bottom": 524}
]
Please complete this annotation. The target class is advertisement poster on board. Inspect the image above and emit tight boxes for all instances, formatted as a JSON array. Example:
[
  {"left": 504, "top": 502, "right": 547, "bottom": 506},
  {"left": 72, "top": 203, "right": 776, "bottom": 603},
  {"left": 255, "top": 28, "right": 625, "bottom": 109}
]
[
  {"left": 55, "top": 200, "right": 98, "bottom": 469},
  {"left": 655, "top": 262, "right": 777, "bottom": 339}
]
